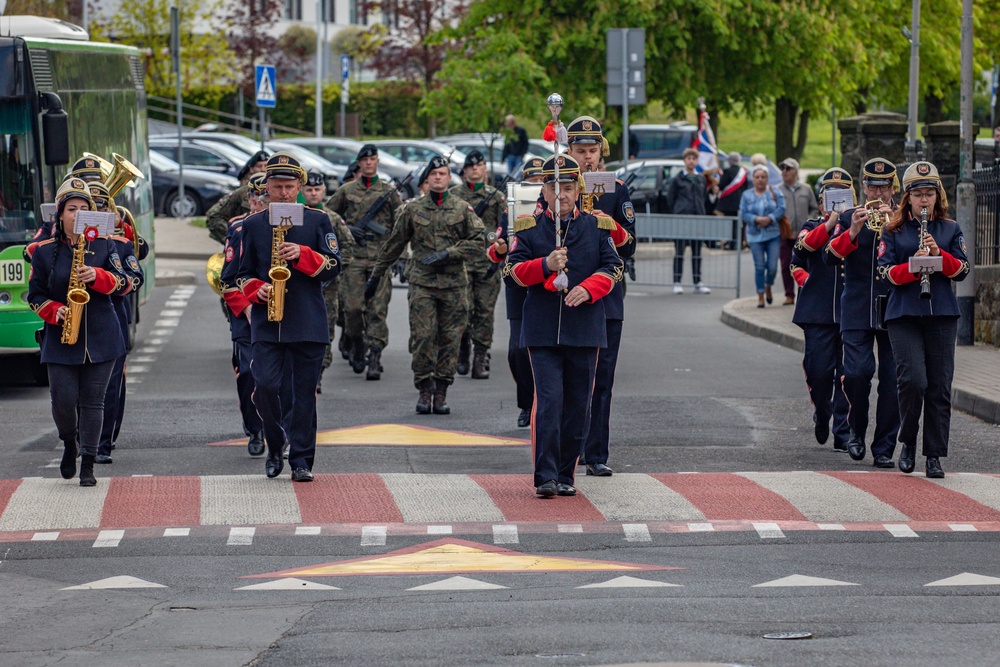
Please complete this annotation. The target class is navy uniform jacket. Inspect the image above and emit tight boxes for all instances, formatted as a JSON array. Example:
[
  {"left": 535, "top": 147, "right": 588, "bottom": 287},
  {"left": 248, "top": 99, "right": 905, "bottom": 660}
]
[
  {"left": 790, "top": 218, "right": 844, "bottom": 326},
  {"left": 107, "top": 235, "right": 144, "bottom": 340},
  {"left": 824, "top": 207, "right": 892, "bottom": 331},
  {"left": 504, "top": 207, "right": 623, "bottom": 348},
  {"left": 235, "top": 206, "right": 341, "bottom": 344},
  {"left": 877, "top": 214, "right": 970, "bottom": 321},
  {"left": 489, "top": 209, "right": 529, "bottom": 321},
  {"left": 219, "top": 215, "right": 252, "bottom": 342},
  {"left": 28, "top": 235, "right": 132, "bottom": 364},
  {"left": 589, "top": 180, "right": 636, "bottom": 321}
]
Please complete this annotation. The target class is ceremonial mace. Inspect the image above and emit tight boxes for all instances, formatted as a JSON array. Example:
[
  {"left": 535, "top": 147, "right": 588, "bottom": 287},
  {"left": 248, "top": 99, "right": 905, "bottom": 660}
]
[{"left": 546, "top": 93, "right": 569, "bottom": 291}]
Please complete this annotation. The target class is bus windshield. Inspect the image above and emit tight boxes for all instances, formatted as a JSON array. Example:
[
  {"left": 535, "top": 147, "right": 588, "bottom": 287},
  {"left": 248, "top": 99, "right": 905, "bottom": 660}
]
[{"left": 0, "top": 100, "right": 39, "bottom": 251}]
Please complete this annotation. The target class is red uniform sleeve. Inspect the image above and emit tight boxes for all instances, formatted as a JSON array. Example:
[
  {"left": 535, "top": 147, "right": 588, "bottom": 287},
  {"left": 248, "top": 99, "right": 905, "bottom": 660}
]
[
  {"left": 223, "top": 290, "right": 251, "bottom": 318},
  {"left": 939, "top": 250, "right": 963, "bottom": 278},
  {"left": 487, "top": 244, "right": 505, "bottom": 264},
  {"left": 791, "top": 266, "right": 809, "bottom": 287},
  {"left": 36, "top": 300, "right": 64, "bottom": 325},
  {"left": 292, "top": 245, "right": 328, "bottom": 278},
  {"left": 510, "top": 257, "right": 546, "bottom": 287},
  {"left": 89, "top": 267, "right": 118, "bottom": 295},
  {"left": 577, "top": 273, "right": 615, "bottom": 301},
  {"left": 801, "top": 225, "right": 830, "bottom": 252},
  {"left": 887, "top": 264, "right": 919, "bottom": 285},
  {"left": 610, "top": 221, "right": 630, "bottom": 248},
  {"left": 828, "top": 230, "right": 858, "bottom": 259},
  {"left": 241, "top": 278, "right": 268, "bottom": 303}
]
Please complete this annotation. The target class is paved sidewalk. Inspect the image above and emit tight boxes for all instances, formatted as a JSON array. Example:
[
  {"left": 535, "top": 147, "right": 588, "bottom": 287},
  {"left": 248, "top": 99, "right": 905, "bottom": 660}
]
[
  {"left": 722, "top": 297, "right": 1000, "bottom": 425},
  {"left": 152, "top": 216, "right": 217, "bottom": 287}
]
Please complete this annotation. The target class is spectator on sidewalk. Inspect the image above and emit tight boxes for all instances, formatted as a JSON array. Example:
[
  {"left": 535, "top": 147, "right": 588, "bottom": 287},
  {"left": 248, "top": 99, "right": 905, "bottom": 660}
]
[
  {"left": 666, "top": 147, "right": 717, "bottom": 294},
  {"left": 740, "top": 164, "right": 785, "bottom": 307},
  {"left": 501, "top": 115, "right": 529, "bottom": 175},
  {"left": 777, "top": 157, "right": 819, "bottom": 305}
]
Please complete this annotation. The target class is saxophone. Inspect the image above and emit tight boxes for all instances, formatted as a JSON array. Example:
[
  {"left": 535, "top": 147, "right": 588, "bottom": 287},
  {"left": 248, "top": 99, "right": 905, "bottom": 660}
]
[
  {"left": 61, "top": 234, "right": 91, "bottom": 345},
  {"left": 267, "top": 223, "right": 291, "bottom": 322}
]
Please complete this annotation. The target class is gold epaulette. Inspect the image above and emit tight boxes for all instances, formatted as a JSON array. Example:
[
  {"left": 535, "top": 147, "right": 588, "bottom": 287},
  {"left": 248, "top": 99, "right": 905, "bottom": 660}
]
[
  {"left": 109, "top": 234, "right": 129, "bottom": 243},
  {"left": 595, "top": 213, "right": 615, "bottom": 231},
  {"left": 514, "top": 214, "right": 536, "bottom": 233}
]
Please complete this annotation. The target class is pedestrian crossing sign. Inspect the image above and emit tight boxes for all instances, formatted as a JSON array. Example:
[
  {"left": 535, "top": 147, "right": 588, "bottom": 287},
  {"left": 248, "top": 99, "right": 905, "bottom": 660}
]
[{"left": 255, "top": 65, "right": 277, "bottom": 108}]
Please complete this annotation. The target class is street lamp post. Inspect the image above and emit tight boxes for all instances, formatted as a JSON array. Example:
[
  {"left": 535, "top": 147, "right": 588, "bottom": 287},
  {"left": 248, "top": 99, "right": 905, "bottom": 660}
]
[{"left": 904, "top": 0, "right": 921, "bottom": 163}]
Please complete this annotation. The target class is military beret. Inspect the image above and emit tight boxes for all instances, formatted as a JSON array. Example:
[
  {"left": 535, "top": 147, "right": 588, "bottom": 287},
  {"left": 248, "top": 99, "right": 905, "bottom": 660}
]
[
  {"left": 265, "top": 151, "right": 307, "bottom": 183},
  {"left": 902, "top": 161, "right": 942, "bottom": 193},
  {"left": 238, "top": 150, "right": 269, "bottom": 182},
  {"left": 305, "top": 170, "right": 325, "bottom": 187},
  {"left": 862, "top": 157, "right": 897, "bottom": 187},
  {"left": 356, "top": 144, "right": 378, "bottom": 160},
  {"left": 542, "top": 154, "right": 582, "bottom": 184},
  {"left": 463, "top": 150, "right": 485, "bottom": 169}
]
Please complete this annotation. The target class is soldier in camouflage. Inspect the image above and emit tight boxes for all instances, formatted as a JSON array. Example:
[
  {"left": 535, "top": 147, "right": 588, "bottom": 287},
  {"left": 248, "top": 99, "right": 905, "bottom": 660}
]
[
  {"left": 326, "top": 144, "right": 401, "bottom": 380},
  {"left": 366, "top": 156, "right": 484, "bottom": 414},
  {"left": 449, "top": 150, "right": 505, "bottom": 379},
  {"left": 301, "top": 171, "right": 355, "bottom": 388},
  {"left": 206, "top": 150, "right": 269, "bottom": 244}
]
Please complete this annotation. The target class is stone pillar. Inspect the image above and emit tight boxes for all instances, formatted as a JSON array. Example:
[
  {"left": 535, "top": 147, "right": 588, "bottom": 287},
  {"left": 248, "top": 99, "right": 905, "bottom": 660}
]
[
  {"left": 923, "top": 120, "right": 978, "bottom": 217},
  {"left": 837, "top": 115, "right": 864, "bottom": 185},
  {"left": 839, "top": 112, "right": 908, "bottom": 200}
]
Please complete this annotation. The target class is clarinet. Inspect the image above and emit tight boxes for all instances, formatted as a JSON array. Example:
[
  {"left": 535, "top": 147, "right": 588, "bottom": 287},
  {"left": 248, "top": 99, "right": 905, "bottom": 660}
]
[{"left": 919, "top": 207, "right": 931, "bottom": 301}]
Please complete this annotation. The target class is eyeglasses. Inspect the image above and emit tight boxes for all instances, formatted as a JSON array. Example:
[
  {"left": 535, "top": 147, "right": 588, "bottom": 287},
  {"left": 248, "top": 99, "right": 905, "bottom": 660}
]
[{"left": 779, "top": 165, "right": 793, "bottom": 171}]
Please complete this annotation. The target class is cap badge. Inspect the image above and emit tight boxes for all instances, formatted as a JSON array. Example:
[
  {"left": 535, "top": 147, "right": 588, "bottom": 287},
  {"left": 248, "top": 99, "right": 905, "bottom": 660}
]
[
  {"left": 582, "top": 120, "right": 593, "bottom": 131},
  {"left": 85, "top": 160, "right": 95, "bottom": 168},
  {"left": 278, "top": 156, "right": 289, "bottom": 165},
  {"left": 874, "top": 162, "right": 885, "bottom": 173},
  {"left": 556, "top": 156, "right": 565, "bottom": 167},
  {"left": 916, "top": 163, "right": 930, "bottom": 175},
  {"left": 71, "top": 178, "right": 86, "bottom": 189}
]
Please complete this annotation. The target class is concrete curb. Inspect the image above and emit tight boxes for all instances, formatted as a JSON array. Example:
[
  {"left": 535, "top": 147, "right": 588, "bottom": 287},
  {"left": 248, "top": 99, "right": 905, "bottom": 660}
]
[
  {"left": 157, "top": 252, "right": 214, "bottom": 261},
  {"left": 155, "top": 271, "right": 197, "bottom": 287},
  {"left": 721, "top": 298, "right": 999, "bottom": 426}
]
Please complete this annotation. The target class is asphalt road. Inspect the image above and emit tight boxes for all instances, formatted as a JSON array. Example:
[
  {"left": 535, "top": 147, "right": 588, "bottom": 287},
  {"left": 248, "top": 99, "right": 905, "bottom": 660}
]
[{"left": 1, "top": 258, "right": 998, "bottom": 667}]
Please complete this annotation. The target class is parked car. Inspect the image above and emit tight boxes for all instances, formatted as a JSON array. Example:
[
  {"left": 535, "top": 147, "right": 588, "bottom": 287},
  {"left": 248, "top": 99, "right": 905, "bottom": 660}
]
[
  {"left": 629, "top": 123, "right": 698, "bottom": 159},
  {"left": 149, "top": 150, "right": 239, "bottom": 217},
  {"left": 613, "top": 159, "right": 686, "bottom": 214},
  {"left": 435, "top": 133, "right": 509, "bottom": 184},
  {"left": 280, "top": 137, "right": 412, "bottom": 194},
  {"left": 149, "top": 138, "right": 251, "bottom": 177},
  {"left": 369, "top": 139, "right": 468, "bottom": 175}
]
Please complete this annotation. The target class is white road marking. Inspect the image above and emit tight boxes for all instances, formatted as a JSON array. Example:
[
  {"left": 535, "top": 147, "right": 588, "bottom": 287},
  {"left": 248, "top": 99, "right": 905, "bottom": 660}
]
[
  {"left": 492, "top": 524, "right": 519, "bottom": 544},
  {"left": 622, "top": 523, "right": 652, "bottom": 542},
  {"left": 427, "top": 525, "right": 452, "bottom": 534},
  {"left": 149, "top": 330, "right": 174, "bottom": 337},
  {"left": 948, "top": 524, "right": 977, "bottom": 532},
  {"left": 43, "top": 458, "right": 60, "bottom": 468},
  {"left": 753, "top": 522, "right": 785, "bottom": 539},
  {"left": 31, "top": 532, "right": 60, "bottom": 541},
  {"left": 159, "top": 310, "right": 185, "bottom": 317},
  {"left": 163, "top": 301, "right": 188, "bottom": 308},
  {"left": 127, "top": 365, "right": 149, "bottom": 374},
  {"left": 753, "top": 574, "right": 859, "bottom": 587},
  {"left": 93, "top": 530, "right": 125, "bottom": 548},
  {"left": 125, "top": 376, "right": 142, "bottom": 384},
  {"left": 360, "top": 525, "right": 387, "bottom": 546},
  {"left": 131, "top": 474, "right": 153, "bottom": 478},
  {"left": 129, "top": 356, "right": 156, "bottom": 363},
  {"left": 884, "top": 524, "right": 919, "bottom": 538},
  {"left": 557, "top": 524, "right": 583, "bottom": 533},
  {"left": 407, "top": 576, "right": 506, "bottom": 591},
  {"left": 235, "top": 578, "right": 339, "bottom": 591},
  {"left": 153, "top": 320, "right": 179, "bottom": 327},
  {"left": 296, "top": 526, "right": 322, "bottom": 536},
  {"left": 146, "top": 338, "right": 167, "bottom": 346},
  {"left": 163, "top": 528, "right": 189, "bottom": 537},
  {"left": 687, "top": 522, "right": 715, "bottom": 532},
  {"left": 818, "top": 523, "right": 846, "bottom": 530},
  {"left": 925, "top": 573, "right": 1000, "bottom": 587},
  {"left": 137, "top": 346, "right": 162, "bottom": 354},
  {"left": 62, "top": 576, "right": 166, "bottom": 590},
  {"left": 578, "top": 576, "right": 681, "bottom": 589},
  {"left": 227, "top": 527, "right": 256, "bottom": 546}
]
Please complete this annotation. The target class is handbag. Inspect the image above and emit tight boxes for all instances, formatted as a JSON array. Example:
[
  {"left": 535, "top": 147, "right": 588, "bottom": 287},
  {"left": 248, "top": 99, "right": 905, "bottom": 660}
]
[{"left": 768, "top": 187, "right": 794, "bottom": 240}]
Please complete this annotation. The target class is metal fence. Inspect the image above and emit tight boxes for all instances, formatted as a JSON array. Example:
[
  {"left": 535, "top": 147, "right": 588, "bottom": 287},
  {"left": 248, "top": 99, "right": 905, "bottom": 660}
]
[
  {"left": 973, "top": 162, "right": 1000, "bottom": 267},
  {"left": 631, "top": 214, "right": 743, "bottom": 295}
]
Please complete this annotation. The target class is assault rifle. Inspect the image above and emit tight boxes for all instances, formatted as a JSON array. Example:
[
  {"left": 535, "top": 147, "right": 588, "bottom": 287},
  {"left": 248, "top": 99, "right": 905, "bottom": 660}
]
[
  {"left": 622, "top": 166, "right": 642, "bottom": 281},
  {"left": 350, "top": 172, "right": 414, "bottom": 246}
]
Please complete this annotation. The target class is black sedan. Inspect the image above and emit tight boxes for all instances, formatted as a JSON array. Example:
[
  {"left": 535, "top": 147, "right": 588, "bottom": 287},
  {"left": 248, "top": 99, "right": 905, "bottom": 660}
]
[
  {"left": 612, "top": 159, "right": 686, "bottom": 214},
  {"left": 150, "top": 151, "right": 240, "bottom": 217}
]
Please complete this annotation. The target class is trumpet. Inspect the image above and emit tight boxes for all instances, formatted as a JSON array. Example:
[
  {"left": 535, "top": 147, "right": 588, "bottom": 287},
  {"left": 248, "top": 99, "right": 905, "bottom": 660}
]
[
  {"left": 61, "top": 233, "right": 90, "bottom": 345},
  {"left": 863, "top": 198, "right": 889, "bottom": 236}
]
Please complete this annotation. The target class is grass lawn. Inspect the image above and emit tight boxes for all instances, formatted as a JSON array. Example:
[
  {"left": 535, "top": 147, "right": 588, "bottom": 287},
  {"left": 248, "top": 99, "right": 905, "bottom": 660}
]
[{"left": 188, "top": 217, "right": 207, "bottom": 228}]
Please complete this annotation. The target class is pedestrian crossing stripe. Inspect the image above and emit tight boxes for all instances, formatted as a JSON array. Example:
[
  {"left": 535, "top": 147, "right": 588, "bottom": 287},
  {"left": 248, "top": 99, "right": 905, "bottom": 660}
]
[
  {"left": 244, "top": 538, "right": 681, "bottom": 578},
  {"left": 208, "top": 424, "right": 530, "bottom": 447}
]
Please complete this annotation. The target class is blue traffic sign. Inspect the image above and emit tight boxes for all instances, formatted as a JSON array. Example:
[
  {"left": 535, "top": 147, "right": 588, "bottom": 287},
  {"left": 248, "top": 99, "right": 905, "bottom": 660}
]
[
  {"left": 255, "top": 65, "right": 277, "bottom": 108},
  {"left": 340, "top": 55, "right": 350, "bottom": 80}
]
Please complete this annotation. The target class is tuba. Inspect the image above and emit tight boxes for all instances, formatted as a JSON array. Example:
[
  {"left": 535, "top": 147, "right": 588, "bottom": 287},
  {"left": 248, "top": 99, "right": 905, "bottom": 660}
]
[
  {"left": 104, "top": 153, "right": 144, "bottom": 198},
  {"left": 205, "top": 252, "right": 225, "bottom": 296},
  {"left": 267, "top": 223, "right": 291, "bottom": 322},
  {"left": 863, "top": 199, "right": 889, "bottom": 237},
  {"left": 61, "top": 233, "right": 91, "bottom": 345}
]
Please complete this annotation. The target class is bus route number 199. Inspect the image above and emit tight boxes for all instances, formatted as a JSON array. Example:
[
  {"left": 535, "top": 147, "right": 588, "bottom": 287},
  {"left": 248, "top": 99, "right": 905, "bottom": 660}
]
[{"left": 0, "top": 260, "right": 26, "bottom": 286}]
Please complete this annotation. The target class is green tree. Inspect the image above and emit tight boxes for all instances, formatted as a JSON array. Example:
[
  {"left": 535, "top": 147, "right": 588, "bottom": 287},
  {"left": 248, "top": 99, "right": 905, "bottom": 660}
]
[
  {"left": 422, "top": 30, "right": 549, "bottom": 165},
  {"left": 6, "top": 0, "right": 78, "bottom": 20}
]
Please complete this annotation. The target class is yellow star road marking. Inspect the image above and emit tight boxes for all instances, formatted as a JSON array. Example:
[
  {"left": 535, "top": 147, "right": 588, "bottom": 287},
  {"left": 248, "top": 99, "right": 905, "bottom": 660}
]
[{"left": 210, "top": 424, "right": 528, "bottom": 447}]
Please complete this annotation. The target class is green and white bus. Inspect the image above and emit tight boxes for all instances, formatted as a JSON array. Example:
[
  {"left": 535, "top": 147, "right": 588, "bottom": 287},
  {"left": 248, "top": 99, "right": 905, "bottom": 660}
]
[{"left": 0, "top": 16, "right": 154, "bottom": 383}]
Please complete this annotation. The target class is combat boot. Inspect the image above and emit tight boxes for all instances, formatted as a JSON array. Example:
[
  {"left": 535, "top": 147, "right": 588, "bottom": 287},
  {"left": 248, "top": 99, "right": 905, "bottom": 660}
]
[
  {"left": 415, "top": 379, "right": 433, "bottom": 414},
  {"left": 366, "top": 347, "right": 383, "bottom": 381},
  {"left": 339, "top": 332, "right": 352, "bottom": 360},
  {"left": 79, "top": 455, "right": 96, "bottom": 487},
  {"left": 471, "top": 348, "right": 489, "bottom": 379},
  {"left": 349, "top": 337, "right": 367, "bottom": 374},
  {"left": 456, "top": 332, "right": 471, "bottom": 375},
  {"left": 432, "top": 381, "right": 451, "bottom": 415}
]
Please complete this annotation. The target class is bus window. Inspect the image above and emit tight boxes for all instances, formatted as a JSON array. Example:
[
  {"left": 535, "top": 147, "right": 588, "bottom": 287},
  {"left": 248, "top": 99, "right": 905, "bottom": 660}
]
[{"left": 0, "top": 100, "right": 39, "bottom": 250}]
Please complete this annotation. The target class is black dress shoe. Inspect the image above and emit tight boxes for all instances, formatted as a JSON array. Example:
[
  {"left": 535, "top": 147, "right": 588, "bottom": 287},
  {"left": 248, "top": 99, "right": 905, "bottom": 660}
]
[
  {"left": 586, "top": 463, "right": 613, "bottom": 477},
  {"left": 556, "top": 483, "right": 576, "bottom": 496},
  {"left": 813, "top": 413, "right": 830, "bottom": 445},
  {"left": 94, "top": 454, "right": 113, "bottom": 464},
  {"left": 832, "top": 440, "right": 849, "bottom": 453},
  {"left": 847, "top": 437, "right": 866, "bottom": 461},
  {"left": 925, "top": 457, "right": 945, "bottom": 479},
  {"left": 247, "top": 432, "right": 265, "bottom": 457},
  {"left": 517, "top": 409, "right": 530, "bottom": 428},
  {"left": 291, "top": 468, "right": 314, "bottom": 482},
  {"left": 898, "top": 443, "right": 916, "bottom": 474},
  {"left": 535, "top": 480, "right": 557, "bottom": 498},
  {"left": 265, "top": 453, "right": 284, "bottom": 478},
  {"left": 873, "top": 454, "right": 894, "bottom": 468}
]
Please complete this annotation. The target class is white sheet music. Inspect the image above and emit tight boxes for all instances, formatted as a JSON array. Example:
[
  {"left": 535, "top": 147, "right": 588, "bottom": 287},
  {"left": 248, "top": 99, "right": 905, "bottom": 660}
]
[
  {"left": 40, "top": 204, "right": 57, "bottom": 226},
  {"left": 823, "top": 188, "right": 855, "bottom": 213},
  {"left": 582, "top": 171, "right": 616, "bottom": 196},
  {"left": 269, "top": 203, "right": 304, "bottom": 226},
  {"left": 74, "top": 210, "right": 116, "bottom": 237}
]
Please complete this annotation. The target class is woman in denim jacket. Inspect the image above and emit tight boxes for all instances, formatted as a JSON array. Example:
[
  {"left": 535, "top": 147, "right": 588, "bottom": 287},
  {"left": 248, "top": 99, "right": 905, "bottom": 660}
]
[{"left": 740, "top": 165, "right": 786, "bottom": 307}]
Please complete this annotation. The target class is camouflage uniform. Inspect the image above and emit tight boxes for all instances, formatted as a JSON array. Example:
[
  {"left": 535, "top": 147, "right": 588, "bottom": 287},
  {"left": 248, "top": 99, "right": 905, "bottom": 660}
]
[
  {"left": 371, "top": 192, "right": 484, "bottom": 387},
  {"left": 326, "top": 177, "right": 401, "bottom": 353},
  {"left": 206, "top": 184, "right": 250, "bottom": 244},
  {"left": 321, "top": 206, "right": 355, "bottom": 370},
  {"left": 449, "top": 183, "right": 504, "bottom": 354}
]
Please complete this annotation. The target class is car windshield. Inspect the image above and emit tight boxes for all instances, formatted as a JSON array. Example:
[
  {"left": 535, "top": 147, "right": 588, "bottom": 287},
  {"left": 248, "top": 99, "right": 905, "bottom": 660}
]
[
  {"left": 192, "top": 140, "right": 251, "bottom": 165},
  {"left": 267, "top": 142, "right": 337, "bottom": 172},
  {"left": 631, "top": 129, "right": 692, "bottom": 155},
  {"left": 194, "top": 133, "right": 262, "bottom": 155},
  {"left": 149, "top": 150, "right": 180, "bottom": 171}
]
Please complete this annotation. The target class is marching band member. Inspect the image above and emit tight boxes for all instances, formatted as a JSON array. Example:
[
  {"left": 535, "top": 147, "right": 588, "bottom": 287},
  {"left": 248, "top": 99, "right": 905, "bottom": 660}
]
[
  {"left": 825, "top": 157, "right": 900, "bottom": 468},
  {"left": 504, "top": 155, "right": 623, "bottom": 498},
  {"left": 27, "top": 179, "right": 133, "bottom": 486},
  {"left": 789, "top": 168, "right": 851, "bottom": 452},
  {"left": 878, "top": 161, "right": 970, "bottom": 478},
  {"left": 235, "top": 152, "right": 341, "bottom": 482}
]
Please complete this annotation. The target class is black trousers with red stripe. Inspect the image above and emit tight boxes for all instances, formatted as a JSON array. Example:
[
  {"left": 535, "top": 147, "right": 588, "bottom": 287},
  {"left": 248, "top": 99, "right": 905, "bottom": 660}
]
[{"left": 527, "top": 346, "right": 598, "bottom": 488}]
